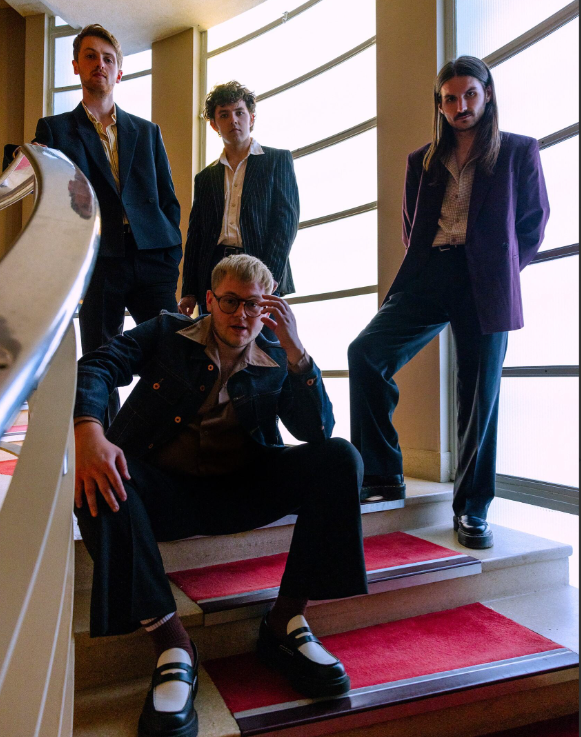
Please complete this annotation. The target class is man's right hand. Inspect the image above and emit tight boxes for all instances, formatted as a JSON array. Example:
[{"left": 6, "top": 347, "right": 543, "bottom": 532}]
[
  {"left": 74, "top": 420, "right": 130, "bottom": 517},
  {"left": 178, "top": 295, "right": 197, "bottom": 316}
]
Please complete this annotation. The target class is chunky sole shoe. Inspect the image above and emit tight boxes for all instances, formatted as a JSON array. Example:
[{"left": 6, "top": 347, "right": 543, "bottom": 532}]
[
  {"left": 138, "top": 644, "right": 199, "bottom": 737},
  {"left": 360, "top": 475, "right": 406, "bottom": 503},
  {"left": 454, "top": 516, "right": 494, "bottom": 550},
  {"left": 257, "top": 617, "right": 350, "bottom": 699}
]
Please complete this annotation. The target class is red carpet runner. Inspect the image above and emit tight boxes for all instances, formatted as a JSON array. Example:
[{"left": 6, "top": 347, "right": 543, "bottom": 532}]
[{"left": 168, "top": 531, "right": 464, "bottom": 602}]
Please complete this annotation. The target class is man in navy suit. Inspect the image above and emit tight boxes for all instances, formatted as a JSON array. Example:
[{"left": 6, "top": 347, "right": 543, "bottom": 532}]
[
  {"left": 178, "top": 81, "right": 299, "bottom": 317},
  {"left": 349, "top": 56, "right": 549, "bottom": 549},
  {"left": 31, "top": 25, "right": 182, "bottom": 419}
]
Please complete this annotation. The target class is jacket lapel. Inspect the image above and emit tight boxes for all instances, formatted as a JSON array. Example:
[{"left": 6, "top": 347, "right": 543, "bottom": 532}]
[
  {"left": 241, "top": 153, "right": 264, "bottom": 213},
  {"left": 115, "top": 105, "right": 138, "bottom": 192},
  {"left": 73, "top": 103, "right": 118, "bottom": 194},
  {"left": 466, "top": 164, "right": 495, "bottom": 240},
  {"left": 210, "top": 163, "right": 225, "bottom": 225}
]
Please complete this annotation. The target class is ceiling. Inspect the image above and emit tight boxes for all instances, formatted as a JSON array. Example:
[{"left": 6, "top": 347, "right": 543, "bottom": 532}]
[{"left": 5, "top": 0, "right": 268, "bottom": 53}]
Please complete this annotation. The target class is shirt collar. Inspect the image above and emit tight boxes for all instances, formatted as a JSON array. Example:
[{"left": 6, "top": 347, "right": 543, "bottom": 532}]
[
  {"left": 82, "top": 101, "right": 117, "bottom": 130},
  {"left": 177, "top": 315, "right": 279, "bottom": 369},
  {"left": 214, "top": 138, "right": 264, "bottom": 169}
]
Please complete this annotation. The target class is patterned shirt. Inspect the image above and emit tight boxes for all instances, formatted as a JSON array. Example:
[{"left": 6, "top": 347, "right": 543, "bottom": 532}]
[
  {"left": 216, "top": 138, "right": 265, "bottom": 246},
  {"left": 432, "top": 153, "right": 476, "bottom": 247}
]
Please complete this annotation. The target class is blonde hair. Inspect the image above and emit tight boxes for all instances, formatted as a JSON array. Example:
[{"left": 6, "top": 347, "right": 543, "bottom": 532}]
[{"left": 211, "top": 254, "right": 274, "bottom": 294}]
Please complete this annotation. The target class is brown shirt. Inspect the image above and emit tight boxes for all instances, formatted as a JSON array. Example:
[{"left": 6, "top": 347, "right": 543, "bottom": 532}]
[
  {"left": 149, "top": 317, "right": 310, "bottom": 477},
  {"left": 432, "top": 153, "right": 476, "bottom": 247}
]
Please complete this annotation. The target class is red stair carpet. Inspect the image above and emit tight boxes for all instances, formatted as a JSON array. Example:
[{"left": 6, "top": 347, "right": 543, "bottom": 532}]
[
  {"left": 0, "top": 460, "right": 17, "bottom": 476},
  {"left": 204, "top": 603, "right": 577, "bottom": 735},
  {"left": 168, "top": 531, "right": 465, "bottom": 602}
]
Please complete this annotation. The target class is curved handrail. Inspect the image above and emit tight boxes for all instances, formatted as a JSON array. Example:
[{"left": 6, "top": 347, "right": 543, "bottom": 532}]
[
  {"left": 0, "top": 149, "right": 35, "bottom": 210},
  {"left": 0, "top": 144, "right": 101, "bottom": 436}
]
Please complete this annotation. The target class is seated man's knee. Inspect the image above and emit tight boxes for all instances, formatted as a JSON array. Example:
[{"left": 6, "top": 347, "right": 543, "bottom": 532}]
[{"left": 318, "top": 437, "right": 363, "bottom": 481}]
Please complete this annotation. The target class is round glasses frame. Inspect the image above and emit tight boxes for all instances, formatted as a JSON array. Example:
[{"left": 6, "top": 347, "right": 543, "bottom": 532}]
[{"left": 211, "top": 291, "right": 263, "bottom": 317}]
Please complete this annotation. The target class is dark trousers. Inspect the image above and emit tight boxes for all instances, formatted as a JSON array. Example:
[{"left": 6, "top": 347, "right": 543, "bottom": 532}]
[
  {"left": 348, "top": 247, "right": 508, "bottom": 519},
  {"left": 75, "top": 438, "right": 367, "bottom": 637},
  {"left": 79, "top": 234, "right": 181, "bottom": 421}
]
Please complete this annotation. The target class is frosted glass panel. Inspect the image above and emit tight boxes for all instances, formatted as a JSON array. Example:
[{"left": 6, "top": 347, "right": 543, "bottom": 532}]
[
  {"left": 122, "top": 50, "right": 152, "bottom": 75},
  {"left": 504, "top": 256, "right": 579, "bottom": 367},
  {"left": 115, "top": 75, "right": 152, "bottom": 120},
  {"left": 497, "top": 377, "right": 579, "bottom": 487},
  {"left": 207, "top": 0, "right": 376, "bottom": 96},
  {"left": 279, "top": 376, "right": 351, "bottom": 444},
  {"left": 291, "top": 292, "right": 377, "bottom": 370},
  {"left": 290, "top": 211, "right": 378, "bottom": 297},
  {"left": 540, "top": 136, "right": 579, "bottom": 252},
  {"left": 254, "top": 46, "right": 376, "bottom": 152},
  {"left": 54, "top": 34, "right": 77, "bottom": 88},
  {"left": 294, "top": 128, "right": 377, "bottom": 222},
  {"left": 208, "top": 0, "right": 308, "bottom": 51},
  {"left": 493, "top": 19, "right": 579, "bottom": 140},
  {"left": 53, "top": 88, "right": 83, "bottom": 114},
  {"left": 456, "top": 0, "right": 572, "bottom": 59}
]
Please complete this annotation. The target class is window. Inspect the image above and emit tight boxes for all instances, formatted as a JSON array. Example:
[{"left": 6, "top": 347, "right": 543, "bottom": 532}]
[
  {"left": 202, "top": 0, "right": 378, "bottom": 442},
  {"left": 48, "top": 18, "right": 152, "bottom": 119},
  {"left": 451, "top": 3, "right": 580, "bottom": 508}
]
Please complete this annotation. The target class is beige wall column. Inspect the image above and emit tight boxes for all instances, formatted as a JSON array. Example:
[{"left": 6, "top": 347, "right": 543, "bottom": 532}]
[
  {"left": 376, "top": 0, "right": 450, "bottom": 482},
  {"left": 152, "top": 27, "right": 201, "bottom": 298},
  {"left": 0, "top": 6, "right": 25, "bottom": 258}
]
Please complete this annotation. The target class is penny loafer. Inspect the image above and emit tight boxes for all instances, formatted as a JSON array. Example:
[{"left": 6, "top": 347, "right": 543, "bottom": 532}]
[
  {"left": 361, "top": 474, "right": 406, "bottom": 503},
  {"left": 138, "top": 643, "right": 199, "bottom": 737},
  {"left": 454, "top": 515, "right": 494, "bottom": 549},
  {"left": 257, "top": 616, "right": 350, "bottom": 698}
]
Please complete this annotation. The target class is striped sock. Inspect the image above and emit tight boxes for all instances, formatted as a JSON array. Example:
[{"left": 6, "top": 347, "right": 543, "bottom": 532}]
[{"left": 141, "top": 612, "right": 193, "bottom": 662}]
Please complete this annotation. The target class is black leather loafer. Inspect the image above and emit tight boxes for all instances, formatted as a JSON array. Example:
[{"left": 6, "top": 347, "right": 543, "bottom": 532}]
[
  {"left": 454, "top": 515, "right": 494, "bottom": 549},
  {"left": 361, "top": 474, "right": 406, "bottom": 503},
  {"left": 138, "top": 643, "right": 199, "bottom": 737},
  {"left": 257, "top": 616, "right": 350, "bottom": 698}
]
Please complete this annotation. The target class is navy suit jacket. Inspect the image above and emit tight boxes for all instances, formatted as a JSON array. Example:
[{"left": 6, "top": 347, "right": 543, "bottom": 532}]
[
  {"left": 32, "top": 103, "right": 181, "bottom": 258},
  {"left": 387, "top": 132, "right": 550, "bottom": 334},
  {"left": 181, "top": 146, "right": 300, "bottom": 305}
]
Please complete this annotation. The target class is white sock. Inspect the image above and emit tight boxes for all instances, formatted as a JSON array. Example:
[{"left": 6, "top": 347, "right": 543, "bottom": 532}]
[
  {"left": 287, "top": 615, "right": 337, "bottom": 665},
  {"left": 153, "top": 647, "right": 191, "bottom": 713}
]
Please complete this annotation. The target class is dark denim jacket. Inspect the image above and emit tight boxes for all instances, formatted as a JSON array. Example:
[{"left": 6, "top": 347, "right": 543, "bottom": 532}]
[{"left": 74, "top": 312, "right": 335, "bottom": 459}]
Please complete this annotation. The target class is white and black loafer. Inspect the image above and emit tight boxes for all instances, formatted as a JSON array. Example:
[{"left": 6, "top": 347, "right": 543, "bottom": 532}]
[
  {"left": 257, "top": 614, "right": 350, "bottom": 698},
  {"left": 138, "top": 644, "right": 198, "bottom": 737}
]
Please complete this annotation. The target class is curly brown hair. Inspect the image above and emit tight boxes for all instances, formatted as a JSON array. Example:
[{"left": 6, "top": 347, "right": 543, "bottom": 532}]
[
  {"left": 204, "top": 81, "right": 256, "bottom": 127},
  {"left": 73, "top": 24, "right": 123, "bottom": 69}
]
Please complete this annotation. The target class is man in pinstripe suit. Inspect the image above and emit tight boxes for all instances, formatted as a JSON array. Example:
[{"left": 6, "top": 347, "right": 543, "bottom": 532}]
[{"left": 179, "top": 81, "right": 300, "bottom": 317}]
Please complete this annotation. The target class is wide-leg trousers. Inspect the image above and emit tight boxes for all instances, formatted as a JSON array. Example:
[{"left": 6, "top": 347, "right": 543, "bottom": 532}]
[
  {"left": 75, "top": 438, "right": 367, "bottom": 637},
  {"left": 348, "top": 247, "right": 508, "bottom": 519}
]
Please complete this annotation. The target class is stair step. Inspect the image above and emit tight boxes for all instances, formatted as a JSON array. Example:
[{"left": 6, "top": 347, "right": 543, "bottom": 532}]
[
  {"left": 168, "top": 531, "right": 480, "bottom": 625},
  {"left": 73, "top": 590, "right": 579, "bottom": 737},
  {"left": 74, "top": 479, "right": 454, "bottom": 593},
  {"left": 73, "top": 524, "right": 572, "bottom": 691}
]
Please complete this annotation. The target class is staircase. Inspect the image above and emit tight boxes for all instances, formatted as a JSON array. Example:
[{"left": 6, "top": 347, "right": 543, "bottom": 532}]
[{"left": 72, "top": 479, "right": 579, "bottom": 737}]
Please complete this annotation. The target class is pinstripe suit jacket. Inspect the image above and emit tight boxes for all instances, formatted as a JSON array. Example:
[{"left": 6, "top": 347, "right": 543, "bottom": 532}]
[{"left": 181, "top": 146, "right": 300, "bottom": 306}]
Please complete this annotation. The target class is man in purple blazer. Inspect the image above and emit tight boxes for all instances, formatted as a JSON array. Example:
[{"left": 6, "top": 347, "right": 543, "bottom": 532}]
[{"left": 348, "top": 56, "right": 549, "bottom": 549}]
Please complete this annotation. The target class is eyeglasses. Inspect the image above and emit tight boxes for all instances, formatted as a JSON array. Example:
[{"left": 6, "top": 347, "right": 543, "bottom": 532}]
[{"left": 211, "top": 292, "right": 263, "bottom": 317}]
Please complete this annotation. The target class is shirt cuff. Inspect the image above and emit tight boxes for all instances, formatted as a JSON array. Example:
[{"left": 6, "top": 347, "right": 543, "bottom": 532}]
[{"left": 288, "top": 350, "right": 312, "bottom": 375}]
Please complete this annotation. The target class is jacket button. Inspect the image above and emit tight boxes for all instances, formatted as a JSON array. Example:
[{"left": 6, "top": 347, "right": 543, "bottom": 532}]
[
  {"left": 148, "top": 197, "right": 155, "bottom": 203},
  {"left": 208, "top": 364, "right": 214, "bottom": 371},
  {"left": 175, "top": 416, "right": 182, "bottom": 423},
  {"left": 502, "top": 242, "right": 509, "bottom": 250},
  {"left": 153, "top": 383, "right": 160, "bottom": 390},
  {"left": 200, "top": 385, "right": 205, "bottom": 392},
  {"left": 307, "top": 378, "right": 315, "bottom": 386},
  {"left": 148, "top": 443, "right": 154, "bottom": 449}
]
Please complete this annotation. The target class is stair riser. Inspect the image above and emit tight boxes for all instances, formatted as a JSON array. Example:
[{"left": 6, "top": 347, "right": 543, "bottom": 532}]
[
  {"left": 74, "top": 556, "right": 569, "bottom": 691},
  {"left": 74, "top": 500, "right": 452, "bottom": 592}
]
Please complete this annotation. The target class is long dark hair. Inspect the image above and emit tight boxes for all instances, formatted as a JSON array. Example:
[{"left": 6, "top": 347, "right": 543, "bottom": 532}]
[{"left": 423, "top": 56, "right": 501, "bottom": 178}]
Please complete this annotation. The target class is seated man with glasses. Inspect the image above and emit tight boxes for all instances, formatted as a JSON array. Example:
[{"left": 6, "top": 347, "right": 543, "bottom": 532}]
[{"left": 73, "top": 254, "right": 367, "bottom": 737}]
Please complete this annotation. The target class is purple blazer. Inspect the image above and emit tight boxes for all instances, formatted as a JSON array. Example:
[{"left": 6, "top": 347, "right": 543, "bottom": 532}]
[{"left": 385, "top": 132, "right": 550, "bottom": 334}]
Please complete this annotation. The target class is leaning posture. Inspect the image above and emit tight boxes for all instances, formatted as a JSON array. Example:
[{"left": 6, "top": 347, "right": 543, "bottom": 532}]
[
  {"left": 349, "top": 56, "right": 549, "bottom": 549},
  {"left": 74, "top": 255, "right": 367, "bottom": 737}
]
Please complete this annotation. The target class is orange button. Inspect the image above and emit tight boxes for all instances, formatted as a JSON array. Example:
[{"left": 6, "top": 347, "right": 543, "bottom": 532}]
[
  {"left": 175, "top": 417, "right": 182, "bottom": 423},
  {"left": 148, "top": 443, "right": 154, "bottom": 449},
  {"left": 307, "top": 378, "right": 315, "bottom": 386},
  {"left": 153, "top": 383, "right": 160, "bottom": 390},
  {"left": 200, "top": 386, "right": 205, "bottom": 392},
  {"left": 208, "top": 364, "right": 214, "bottom": 371}
]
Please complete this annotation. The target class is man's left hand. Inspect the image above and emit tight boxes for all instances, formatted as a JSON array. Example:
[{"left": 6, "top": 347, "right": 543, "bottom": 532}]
[{"left": 260, "top": 295, "right": 305, "bottom": 364}]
